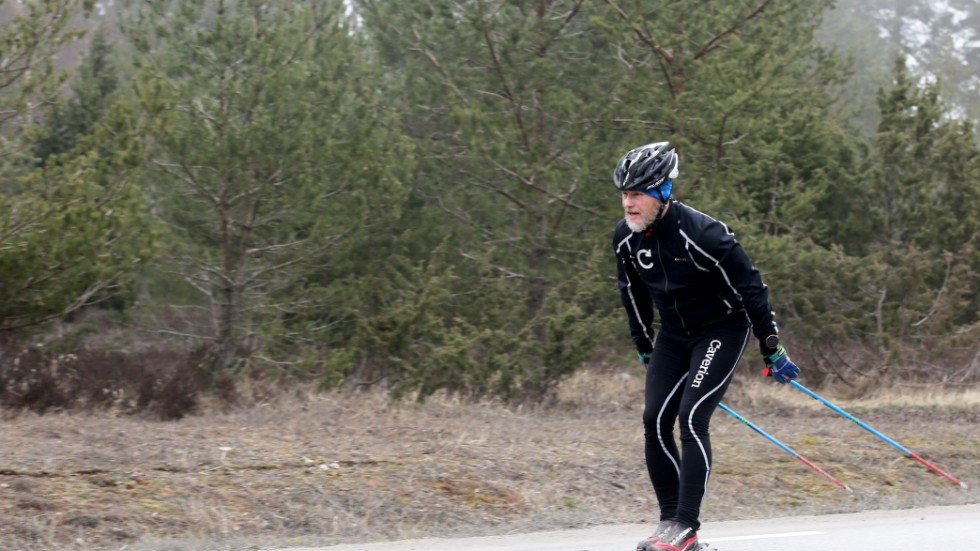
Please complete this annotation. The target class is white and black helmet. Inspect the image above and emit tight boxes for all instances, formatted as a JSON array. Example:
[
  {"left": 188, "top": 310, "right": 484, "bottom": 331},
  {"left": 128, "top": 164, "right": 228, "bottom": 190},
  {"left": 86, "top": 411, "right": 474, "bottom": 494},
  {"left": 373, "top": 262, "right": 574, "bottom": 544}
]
[{"left": 613, "top": 142, "right": 679, "bottom": 192}]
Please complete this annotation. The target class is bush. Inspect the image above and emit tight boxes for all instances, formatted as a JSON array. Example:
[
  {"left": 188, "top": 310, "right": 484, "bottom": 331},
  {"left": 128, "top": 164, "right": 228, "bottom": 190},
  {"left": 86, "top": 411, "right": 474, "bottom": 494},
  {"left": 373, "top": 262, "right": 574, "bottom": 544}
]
[{"left": 0, "top": 345, "right": 208, "bottom": 420}]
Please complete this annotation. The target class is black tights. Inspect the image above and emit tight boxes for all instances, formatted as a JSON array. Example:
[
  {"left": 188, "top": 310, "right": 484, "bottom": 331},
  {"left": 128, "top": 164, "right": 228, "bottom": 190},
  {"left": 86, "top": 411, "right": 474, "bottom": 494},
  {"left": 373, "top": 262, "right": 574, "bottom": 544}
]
[{"left": 642, "top": 322, "right": 750, "bottom": 531}]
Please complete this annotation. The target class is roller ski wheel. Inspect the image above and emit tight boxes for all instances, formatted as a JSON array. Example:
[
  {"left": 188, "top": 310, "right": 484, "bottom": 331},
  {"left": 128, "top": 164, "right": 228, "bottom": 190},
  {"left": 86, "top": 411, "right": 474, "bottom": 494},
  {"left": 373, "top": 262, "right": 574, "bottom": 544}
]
[{"left": 653, "top": 542, "right": 715, "bottom": 551}]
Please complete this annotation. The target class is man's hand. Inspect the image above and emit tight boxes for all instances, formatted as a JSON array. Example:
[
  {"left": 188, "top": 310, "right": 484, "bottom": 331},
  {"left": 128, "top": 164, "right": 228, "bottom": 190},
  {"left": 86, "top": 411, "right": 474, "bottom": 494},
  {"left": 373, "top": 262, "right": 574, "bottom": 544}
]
[
  {"left": 638, "top": 351, "right": 652, "bottom": 367},
  {"left": 762, "top": 344, "right": 800, "bottom": 384}
]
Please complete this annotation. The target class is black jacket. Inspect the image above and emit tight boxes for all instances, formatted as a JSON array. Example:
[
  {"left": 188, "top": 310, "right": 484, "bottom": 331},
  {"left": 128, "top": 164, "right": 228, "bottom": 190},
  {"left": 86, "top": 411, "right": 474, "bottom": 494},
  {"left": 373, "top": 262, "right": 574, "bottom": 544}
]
[{"left": 613, "top": 200, "right": 778, "bottom": 355}]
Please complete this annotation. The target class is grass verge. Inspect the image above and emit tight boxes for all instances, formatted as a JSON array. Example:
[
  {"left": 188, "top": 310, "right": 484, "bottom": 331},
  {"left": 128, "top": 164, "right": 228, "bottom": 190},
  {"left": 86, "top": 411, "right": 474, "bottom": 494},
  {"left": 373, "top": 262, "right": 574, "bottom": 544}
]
[{"left": 1, "top": 367, "right": 977, "bottom": 551}]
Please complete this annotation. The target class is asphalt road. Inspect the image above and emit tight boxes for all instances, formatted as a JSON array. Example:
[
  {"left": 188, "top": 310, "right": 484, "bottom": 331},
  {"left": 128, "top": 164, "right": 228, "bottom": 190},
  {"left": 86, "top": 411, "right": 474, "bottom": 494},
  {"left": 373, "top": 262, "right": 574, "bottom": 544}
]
[{"left": 271, "top": 503, "right": 980, "bottom": 551}]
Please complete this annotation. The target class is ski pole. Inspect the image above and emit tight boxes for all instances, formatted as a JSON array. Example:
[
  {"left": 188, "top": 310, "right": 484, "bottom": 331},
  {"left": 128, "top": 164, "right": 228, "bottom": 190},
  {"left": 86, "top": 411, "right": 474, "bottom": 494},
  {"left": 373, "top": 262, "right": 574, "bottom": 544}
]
[
  {"left": 787, "top": 380, "right": 967, "bottom": 488},
  {"left": 718, "top": 402, "right": 851, "bottom": 491}
]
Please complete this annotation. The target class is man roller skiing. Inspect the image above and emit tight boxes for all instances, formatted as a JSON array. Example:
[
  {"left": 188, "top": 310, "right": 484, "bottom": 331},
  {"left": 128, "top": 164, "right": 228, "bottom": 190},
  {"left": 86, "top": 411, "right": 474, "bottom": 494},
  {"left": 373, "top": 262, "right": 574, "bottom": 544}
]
[{"left": 611, "top": 142, "right": 801, "bottom": 551}]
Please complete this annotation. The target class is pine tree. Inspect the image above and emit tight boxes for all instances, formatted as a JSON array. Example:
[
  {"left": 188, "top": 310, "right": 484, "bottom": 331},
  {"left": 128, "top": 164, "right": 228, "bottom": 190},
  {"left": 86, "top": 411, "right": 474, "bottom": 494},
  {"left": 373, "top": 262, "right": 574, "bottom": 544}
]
[
  {"left": 0, "top": 0, "right": 155, "bottom": 330},
  {"left": 33, "top": 29, "right": 118, "bottom": 165},
  {"left": 358, "top": 0, "right": 620, "bottom": 400},
  {"left": 126, "top": 0, "right": 405, "bottom": 373}
]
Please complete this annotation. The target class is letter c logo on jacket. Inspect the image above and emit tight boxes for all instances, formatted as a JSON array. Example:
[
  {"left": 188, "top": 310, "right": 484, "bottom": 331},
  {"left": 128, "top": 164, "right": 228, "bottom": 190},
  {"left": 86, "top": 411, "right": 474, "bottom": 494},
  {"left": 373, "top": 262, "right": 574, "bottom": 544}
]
[{"left": 637, "top": 249, "right": 654, "bottom": 269}]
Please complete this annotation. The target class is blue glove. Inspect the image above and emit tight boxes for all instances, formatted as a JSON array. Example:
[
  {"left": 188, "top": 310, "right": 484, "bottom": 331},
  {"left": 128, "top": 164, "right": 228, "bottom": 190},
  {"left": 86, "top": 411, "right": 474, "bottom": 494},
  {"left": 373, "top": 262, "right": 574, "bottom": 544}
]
[
  {"left": 762, "top": 344, "right": 799, "bottom": 384},
  {"left": 638, "top": 351, "right": 652, "bottom": 367}
]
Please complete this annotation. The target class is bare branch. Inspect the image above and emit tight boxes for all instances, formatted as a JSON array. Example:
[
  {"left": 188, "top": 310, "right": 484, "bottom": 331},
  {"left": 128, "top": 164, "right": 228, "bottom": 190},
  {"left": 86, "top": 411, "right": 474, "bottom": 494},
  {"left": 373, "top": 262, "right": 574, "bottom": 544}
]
[
  {"left": 601, "top": 0, "right": 674, "bottom": 62},
  {"left": 487, "top": 158, "right": 602, "bottom": 215},
  {"left": 154, "top": 329, "right": 216, "bottom": 341},
  {"left": 912, "top": 253, "right": 953, "bottom": 328},
  {"left": 152, "top": 160, "right": 221, "bottom": 205},
  {"left": 480, "top": 23, "right": 529, "bottom": 150},
  {"left": 693, "top": 0, "right": 773, "bottom": 60},
  {"left": 409, "top": 27, "right": 468, "bottom": 104},
  {"left": 460, "top": 251, "right": 527, "bottom": 280}
]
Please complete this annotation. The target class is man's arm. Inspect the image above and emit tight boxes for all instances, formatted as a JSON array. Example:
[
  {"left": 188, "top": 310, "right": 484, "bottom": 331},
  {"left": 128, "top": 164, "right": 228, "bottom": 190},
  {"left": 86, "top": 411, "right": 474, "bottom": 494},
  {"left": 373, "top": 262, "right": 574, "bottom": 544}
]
[{"left": 614, "top": 228, "right": 656, "bottom": 355}]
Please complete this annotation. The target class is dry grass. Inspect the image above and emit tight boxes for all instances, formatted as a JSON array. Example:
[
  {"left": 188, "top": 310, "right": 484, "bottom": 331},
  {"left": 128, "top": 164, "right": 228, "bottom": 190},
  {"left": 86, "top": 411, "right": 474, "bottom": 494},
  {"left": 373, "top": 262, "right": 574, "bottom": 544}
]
[{"left": 1, "top": 365, "right": 978, "bottom": 551}]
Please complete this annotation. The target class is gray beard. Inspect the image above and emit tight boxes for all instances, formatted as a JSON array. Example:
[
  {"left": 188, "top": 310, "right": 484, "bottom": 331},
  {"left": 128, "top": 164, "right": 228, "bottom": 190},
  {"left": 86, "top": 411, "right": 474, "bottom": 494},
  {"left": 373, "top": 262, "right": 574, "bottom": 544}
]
[{"left": 625, "top": 213, "right": 655, "bottom": 233}]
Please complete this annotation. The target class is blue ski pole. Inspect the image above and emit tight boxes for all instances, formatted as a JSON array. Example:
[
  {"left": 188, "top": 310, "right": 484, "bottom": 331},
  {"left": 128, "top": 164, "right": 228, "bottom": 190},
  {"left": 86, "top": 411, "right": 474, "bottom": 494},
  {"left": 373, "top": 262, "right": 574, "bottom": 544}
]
[
  {"left": 718, "top": 402, "right": 851, "bottom": 491},
  {"left": 788, "top": 380, "right": 967, "bottom": 488}
]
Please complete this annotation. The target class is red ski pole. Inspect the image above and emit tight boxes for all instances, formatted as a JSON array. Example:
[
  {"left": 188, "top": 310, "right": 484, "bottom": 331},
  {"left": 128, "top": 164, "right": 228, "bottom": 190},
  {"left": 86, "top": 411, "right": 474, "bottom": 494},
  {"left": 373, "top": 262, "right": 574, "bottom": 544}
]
[
  {"left": 719, "top": 402, "right": 851, "bottom": 491},
  {"left": 788, "top": 380, "right": 967, "bottom": 488}
]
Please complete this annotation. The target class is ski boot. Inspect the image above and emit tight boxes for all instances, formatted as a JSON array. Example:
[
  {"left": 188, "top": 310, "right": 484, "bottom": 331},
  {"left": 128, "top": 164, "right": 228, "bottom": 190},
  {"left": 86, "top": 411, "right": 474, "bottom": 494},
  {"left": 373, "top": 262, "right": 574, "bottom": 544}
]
[
  {"left": 648, "top": 521, "right": 699, "bottom": 551},
  {"left": 635, "top": 520, "right": 675, "bottom": 551}
]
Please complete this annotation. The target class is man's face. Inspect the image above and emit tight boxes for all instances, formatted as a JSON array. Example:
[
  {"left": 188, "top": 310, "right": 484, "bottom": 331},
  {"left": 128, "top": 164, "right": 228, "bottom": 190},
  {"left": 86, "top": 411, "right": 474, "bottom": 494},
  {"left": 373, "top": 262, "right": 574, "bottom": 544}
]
[{"left": 622, "top": 190, "right": 661, "bottom": 232}]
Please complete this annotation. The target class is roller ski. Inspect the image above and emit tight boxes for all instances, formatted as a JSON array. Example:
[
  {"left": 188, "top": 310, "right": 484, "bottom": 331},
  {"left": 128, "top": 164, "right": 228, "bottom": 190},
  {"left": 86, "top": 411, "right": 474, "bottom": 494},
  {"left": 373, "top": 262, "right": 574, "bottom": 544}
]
[{"left": 635, "top": 520, "right": 716, "bottom": 551}]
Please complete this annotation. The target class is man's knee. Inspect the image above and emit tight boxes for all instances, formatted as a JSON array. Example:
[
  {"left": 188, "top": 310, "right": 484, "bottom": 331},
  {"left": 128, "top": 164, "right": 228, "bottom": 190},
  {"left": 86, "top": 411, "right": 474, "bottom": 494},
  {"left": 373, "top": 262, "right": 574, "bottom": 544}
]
[
  {"left": 677, "top": 408, "right": 712, "bottom": 438},
  {"left": 643, "top": 411, "right": 675, "bottom": 438}
]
